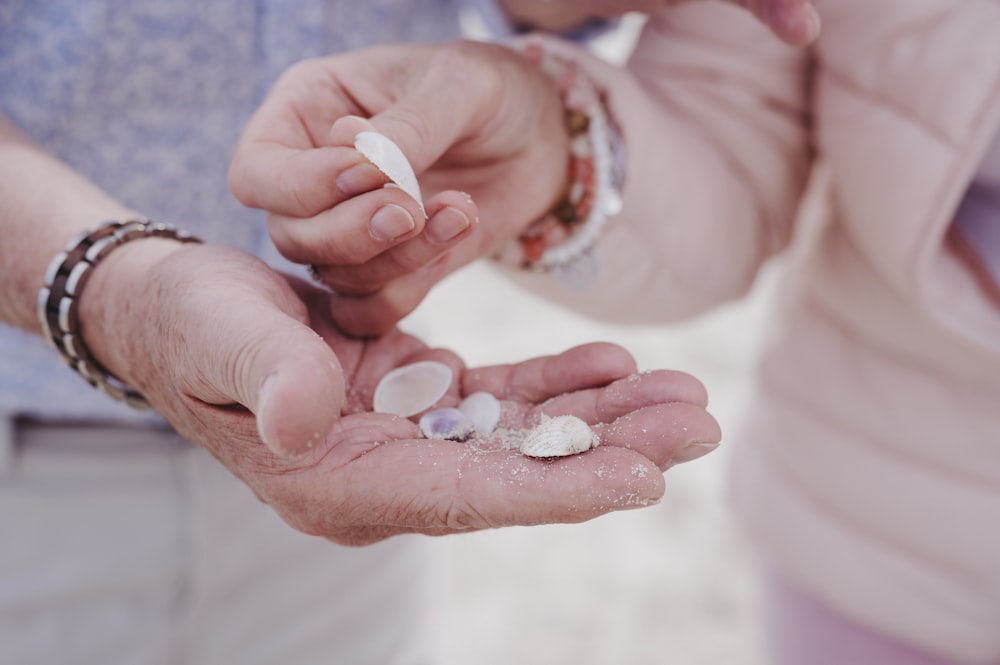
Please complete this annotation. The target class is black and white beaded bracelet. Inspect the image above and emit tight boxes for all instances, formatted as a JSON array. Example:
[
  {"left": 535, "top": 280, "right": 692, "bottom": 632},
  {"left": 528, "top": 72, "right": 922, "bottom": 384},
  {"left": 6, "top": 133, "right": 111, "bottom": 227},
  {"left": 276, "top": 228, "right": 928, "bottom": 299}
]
[{"left": 36, "top": 218, "right": 202, "bottom": 409}]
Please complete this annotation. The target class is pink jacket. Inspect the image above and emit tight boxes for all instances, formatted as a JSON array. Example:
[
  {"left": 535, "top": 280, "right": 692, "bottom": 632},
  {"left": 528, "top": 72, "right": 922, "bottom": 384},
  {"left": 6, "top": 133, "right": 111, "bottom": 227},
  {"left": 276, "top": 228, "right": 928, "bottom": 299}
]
[{"left": 512, "top": 2, "right": 1000, "bottom": 661}]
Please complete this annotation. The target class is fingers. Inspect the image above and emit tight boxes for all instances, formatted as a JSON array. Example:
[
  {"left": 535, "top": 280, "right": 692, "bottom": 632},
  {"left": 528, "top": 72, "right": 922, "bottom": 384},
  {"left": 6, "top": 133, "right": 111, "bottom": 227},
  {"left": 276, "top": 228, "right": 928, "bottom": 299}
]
[
  {"left": 319, "top": 435, "right": 670, "bottom": 533},
  {"left": 462, "top": 342, "right": 639, "bottom": 403},
  {"left": 323, "top": 257, "right": 448, "bottom": 336},
  {"left": 226, "top": 398, "right": 716, "bottom": 546},
  {"left": 462, "top": 365, "right": 719, "bottom": 470},
  {"left": 269, "top": 188, "right": 426, "bottom": 267},
  {"left": 592, "top": 401, "right": 722, "bottom": 469},
  {"left": 298, "top": 190, "right": 478, "bottom": 292},
  {"left": 329, "top": 330, "right": 466, "bottom": 414},
  {"left": 252, "top": 333, "right": 346, "bottom": 457},
  {"left": 458, "top": 347, "right": 719, "bottom": 473},
  {"left": 231, "top": 337, "right": 720, "bottom": 544},
  {"left": 539, "top": 368, "right": 709, "bottom": 423},
  {"left": 325, "top": 44, "right": 502, "bottom": 175},
  {"left": 233, "top": 41, "right": 504, "bottom": 220},
  {"left": 738, "top": 0, "right": 821, "bottom": 45},
  {"left": 228, "top": 56, "right": 393, "bottom": 218},
  {"left": 173, "top": 251, "right": 349, "bottom": 457},
  {"left": 505, "top": 0, "right": 820, "bottom": 46},
  {"left": 229, "top": 142, "right": 388, "bottom": 219},
  {"left": 238, "top": 396, "right": 720, "bottom": 544}
]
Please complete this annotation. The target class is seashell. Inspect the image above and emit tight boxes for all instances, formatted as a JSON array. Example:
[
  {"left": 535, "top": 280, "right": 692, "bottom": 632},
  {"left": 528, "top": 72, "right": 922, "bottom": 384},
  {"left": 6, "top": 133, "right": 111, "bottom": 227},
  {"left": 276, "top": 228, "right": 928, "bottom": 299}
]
[
  {"left": 519, "top": 415, "right": 600, "bottom": 458},
  {"left": 373, "top": 360, "right": 453, "bottom": 417},
  {"left": 458, "top": 391, "right": 501, "bottom": 437},
  {"left": 419, "top": 407, "right": 476, "bottom": 441},
  {"left": 354, "top": 131, "right": 425, "bottom": 215}
]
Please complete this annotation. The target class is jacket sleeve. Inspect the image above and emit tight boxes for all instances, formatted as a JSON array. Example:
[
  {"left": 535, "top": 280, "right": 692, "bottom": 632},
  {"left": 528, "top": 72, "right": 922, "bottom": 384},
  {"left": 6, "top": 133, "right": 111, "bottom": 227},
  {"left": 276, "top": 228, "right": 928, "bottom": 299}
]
[{"left": 499, "top": 3, "right": 814, "bottom": 323}]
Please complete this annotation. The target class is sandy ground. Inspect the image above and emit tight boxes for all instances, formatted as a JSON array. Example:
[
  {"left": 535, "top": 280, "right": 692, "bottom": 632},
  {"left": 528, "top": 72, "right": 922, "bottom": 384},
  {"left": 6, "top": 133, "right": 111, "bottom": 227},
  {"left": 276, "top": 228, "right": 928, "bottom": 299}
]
[
  {"left": 402, "top": 259, "right": 775, "bottom": 665},
  {"left": 391, "top": 17, "right": 774, "bottom": 664}
]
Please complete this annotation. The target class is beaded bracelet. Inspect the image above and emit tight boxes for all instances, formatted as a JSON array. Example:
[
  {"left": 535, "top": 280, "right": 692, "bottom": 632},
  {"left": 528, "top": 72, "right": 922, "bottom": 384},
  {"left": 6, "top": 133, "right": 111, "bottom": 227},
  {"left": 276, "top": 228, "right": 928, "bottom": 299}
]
[
  {"left": 493, "top": 40, "right": 624, "bottom": 288},
  {"left": 36, "top": 218, "right": 202, "bottom": 409}
]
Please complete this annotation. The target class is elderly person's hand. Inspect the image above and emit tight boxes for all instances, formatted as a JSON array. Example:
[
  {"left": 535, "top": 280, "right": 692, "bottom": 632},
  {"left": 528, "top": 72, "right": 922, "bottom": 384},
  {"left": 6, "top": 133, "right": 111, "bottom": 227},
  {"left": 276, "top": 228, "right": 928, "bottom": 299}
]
[
  {"left": 500, "top": 0, "right": 820, "bottom": 46},
  {"left": 79, "top": 238, "right": 720, "bottom": 545}
]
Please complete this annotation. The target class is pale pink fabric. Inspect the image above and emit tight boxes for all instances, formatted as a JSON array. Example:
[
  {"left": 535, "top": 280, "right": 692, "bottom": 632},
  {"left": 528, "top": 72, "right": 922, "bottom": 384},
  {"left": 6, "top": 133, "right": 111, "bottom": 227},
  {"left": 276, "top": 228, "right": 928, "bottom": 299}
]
[
  {"left": 507, "top": 3, "right": 1000, "bottom": 662},
  {"left": 763, "top": 569, "right": 1000, "bottom": 665}
]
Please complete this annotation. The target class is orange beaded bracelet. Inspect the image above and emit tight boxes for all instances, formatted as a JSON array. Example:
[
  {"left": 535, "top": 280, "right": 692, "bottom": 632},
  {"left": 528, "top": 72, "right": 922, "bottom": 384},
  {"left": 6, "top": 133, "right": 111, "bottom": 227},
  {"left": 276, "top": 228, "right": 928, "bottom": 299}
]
[{"left": 494, "top": 40, "right": 623, "bottom": 287}]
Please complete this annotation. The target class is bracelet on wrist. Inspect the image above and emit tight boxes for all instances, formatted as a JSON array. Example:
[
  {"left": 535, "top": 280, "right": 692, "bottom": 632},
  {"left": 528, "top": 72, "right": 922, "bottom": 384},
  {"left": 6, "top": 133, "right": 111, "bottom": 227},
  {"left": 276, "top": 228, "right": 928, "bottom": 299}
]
[
  {"left": 36, "top": 218, "right": 202, "bottom": 409},
  {"left": 494, "top": 40, "right": 624, "bottom": 288}
]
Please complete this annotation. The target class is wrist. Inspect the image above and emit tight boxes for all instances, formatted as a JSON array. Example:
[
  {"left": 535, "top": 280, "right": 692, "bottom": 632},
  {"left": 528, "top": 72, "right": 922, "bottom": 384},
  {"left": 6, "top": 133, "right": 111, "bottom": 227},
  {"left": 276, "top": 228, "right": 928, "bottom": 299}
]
[
  {"left": 38, "top": 219, "right": 202, "bottom": 408},
  {"left": 494, "top": 39, "right": 624, "bottom": 288}
]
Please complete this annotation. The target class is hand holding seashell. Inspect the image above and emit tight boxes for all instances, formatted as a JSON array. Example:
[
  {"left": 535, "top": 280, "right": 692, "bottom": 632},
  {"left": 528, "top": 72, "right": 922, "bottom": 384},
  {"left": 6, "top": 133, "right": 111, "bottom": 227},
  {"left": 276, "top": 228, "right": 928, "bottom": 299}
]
[
  {"left": 285, "top": 339, "right": 722, "bottom": 545},
  {"left": 230, "top": 40, "right": 571, "bottom": 335},
  {"left": 270, "top": 331, "right": 720, "bottom": 545},
  {"left": 80, "top": 239, "right": 718, "bottom": 545},
  {"left": 499, "top": 0, "right": 820, "bottom": 46}
]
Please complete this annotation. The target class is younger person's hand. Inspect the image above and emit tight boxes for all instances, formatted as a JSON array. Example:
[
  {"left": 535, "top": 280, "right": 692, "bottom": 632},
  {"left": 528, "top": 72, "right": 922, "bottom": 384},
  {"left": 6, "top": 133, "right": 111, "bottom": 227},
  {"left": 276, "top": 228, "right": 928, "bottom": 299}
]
[{"left": 229, "top": 40, "right": 570, "bottom": 336}]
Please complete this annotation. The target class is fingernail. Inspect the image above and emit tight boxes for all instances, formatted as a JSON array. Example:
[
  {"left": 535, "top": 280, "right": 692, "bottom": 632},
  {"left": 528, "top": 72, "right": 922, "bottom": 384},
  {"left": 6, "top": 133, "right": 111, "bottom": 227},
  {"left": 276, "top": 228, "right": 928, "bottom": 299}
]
[
  {"left": 804, "top": 4, "right": 822, "bottom": 43},
  {"left": 669, "top": 441, "right": 719, "bottom": 465},
  {"left": 337, "top": 163, "right": 384, "bottom": 197},
  {"left": 426, "top": 207, "right": 471, "bottom": 244},
  {"left": 256, "top": 375, "right": 282, "bottom": 455},
  {"left": 369, "top": 203, "right": 416, "bottom": 242},
  {"left": 779, "top": 2, "right": 821, "bottom": 46}
]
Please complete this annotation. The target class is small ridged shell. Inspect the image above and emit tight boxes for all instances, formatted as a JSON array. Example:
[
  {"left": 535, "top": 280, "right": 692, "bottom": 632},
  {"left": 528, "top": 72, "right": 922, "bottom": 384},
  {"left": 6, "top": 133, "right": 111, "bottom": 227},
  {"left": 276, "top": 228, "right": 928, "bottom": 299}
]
[
  {"left": 373, "top": 360, "right": 452, "bottom": 417},
  {"left": 519, "top": 415, "right": 600, "bottom": 458},
  {"left": 354, "top": 131, "right": 425, "bottom": 215},
  {"left": 458, "top": 392, "right": 501, "bottom": 437},
  {"left": 419, "top": 407, "right": 476, "bottom": 441}
]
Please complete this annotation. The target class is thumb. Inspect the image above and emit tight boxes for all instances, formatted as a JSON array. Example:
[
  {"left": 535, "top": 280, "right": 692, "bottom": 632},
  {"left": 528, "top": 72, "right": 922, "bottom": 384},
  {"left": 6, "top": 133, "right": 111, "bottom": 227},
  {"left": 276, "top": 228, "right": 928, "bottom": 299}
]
[
  {"left": 184, "top": 281, "right": 348, "bottom": 458},
  {"left": 742, "top": 0, "right": 821, "bottom": 46},
  {"left": 329, "top": 103, "right": 463, "bottom": 180},
  {"left": 328, "top": 47, "right": 500, "bottom": 174},
  {"left": 250, "top": 322, "right": 348, "bottom": 457}
]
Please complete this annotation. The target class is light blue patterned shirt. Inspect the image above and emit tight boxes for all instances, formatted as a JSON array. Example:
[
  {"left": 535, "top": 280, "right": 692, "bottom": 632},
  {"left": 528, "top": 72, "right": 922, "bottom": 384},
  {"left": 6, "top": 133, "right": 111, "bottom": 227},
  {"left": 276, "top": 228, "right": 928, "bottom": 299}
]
[{"left": 0, "top": 0, "right": 484, "bottom": 422}]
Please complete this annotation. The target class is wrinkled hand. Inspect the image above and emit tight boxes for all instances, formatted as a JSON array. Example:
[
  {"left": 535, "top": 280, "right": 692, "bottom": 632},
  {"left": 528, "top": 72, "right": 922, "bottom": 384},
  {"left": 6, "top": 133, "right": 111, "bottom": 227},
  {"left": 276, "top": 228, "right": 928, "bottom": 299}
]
[
  {"left": 230, "top": 40, "right": 569, "bottom": 336},
  {"left": 501, "top": 0, "right": 821, "bottom": 46},
  {"left": 79, "top": 239, "right": 720, "bottom": 545}
]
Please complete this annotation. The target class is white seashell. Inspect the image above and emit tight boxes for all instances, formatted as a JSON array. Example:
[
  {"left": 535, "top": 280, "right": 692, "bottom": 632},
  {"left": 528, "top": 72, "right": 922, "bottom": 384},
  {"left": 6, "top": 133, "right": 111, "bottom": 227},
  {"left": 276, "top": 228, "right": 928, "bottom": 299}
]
[
  {"left": 458, "top": 392, "right": 501, "bottom": 437},
  {"left": 354, "top": 131, "right": 425, "bottom": 215},
  {"left": 373, "top": 360, "right": 452, "bottom": 417},
  {"left": 519, "top": 415, "right": 599, "bottom": 458},
  {"left": 419, "top": 408, "right": 476, "bottom": 441}
]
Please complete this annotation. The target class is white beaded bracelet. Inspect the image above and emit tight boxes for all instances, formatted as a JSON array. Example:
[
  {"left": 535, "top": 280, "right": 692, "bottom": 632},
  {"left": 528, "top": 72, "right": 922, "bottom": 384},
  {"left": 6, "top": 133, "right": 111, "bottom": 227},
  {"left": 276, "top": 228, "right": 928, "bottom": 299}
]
[
  {"left": 36, "top": 218, "right": 202, "bottom": 409},
  {"left": 494, "top": 40, "right": 624, "bottom": 288}
]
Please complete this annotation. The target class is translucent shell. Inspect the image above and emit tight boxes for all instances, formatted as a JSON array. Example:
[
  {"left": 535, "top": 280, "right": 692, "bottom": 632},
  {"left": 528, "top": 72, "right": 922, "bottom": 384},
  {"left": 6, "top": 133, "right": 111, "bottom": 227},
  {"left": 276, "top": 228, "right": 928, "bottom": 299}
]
[
  {"left": 458, "top": 391, "right": 501, "bottom": 437},
  {"left": 419, "top": 407, "right": 476, "bottom": 441},
  {"left": 372, "top": 360, "right": 452, "bottom": 417},
  {"left": 519, "top": 415, "right": 600, "bottom": 458},
  {"left": 354, "top": 131, "right": 425, "bottom": 216}
]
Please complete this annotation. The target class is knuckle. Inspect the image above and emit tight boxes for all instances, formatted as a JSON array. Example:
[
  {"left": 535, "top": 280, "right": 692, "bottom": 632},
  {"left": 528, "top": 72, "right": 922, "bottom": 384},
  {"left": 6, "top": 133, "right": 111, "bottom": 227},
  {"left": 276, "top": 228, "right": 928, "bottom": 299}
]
[
  {"left": 277, "top": 166, "right": 314, "bottom": 218},
  {"left": 266, "top": 217, "right": 311, "bottom": 264},
  {"left": 384, "top": 106, "right": 432, "bottom": 154},
  {"left": 441, "top": 496, "right": 496, "bottom": 531},
  {"left": 315, "top": 269, "right": 383, "bottom": 295},
  {"left": 227, "top": 158, "right": 254, "bottom": 206}
]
